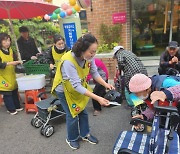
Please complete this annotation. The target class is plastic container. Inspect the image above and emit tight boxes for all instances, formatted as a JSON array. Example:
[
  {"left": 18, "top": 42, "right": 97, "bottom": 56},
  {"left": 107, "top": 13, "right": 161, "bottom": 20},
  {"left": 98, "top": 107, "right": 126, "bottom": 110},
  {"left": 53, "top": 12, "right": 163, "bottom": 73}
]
[
  {"left": 23, "top": 60, "right": 49, "bottom": 75},
  {"left": 16, "top": 74, "right": 46, "bottom": 90}
]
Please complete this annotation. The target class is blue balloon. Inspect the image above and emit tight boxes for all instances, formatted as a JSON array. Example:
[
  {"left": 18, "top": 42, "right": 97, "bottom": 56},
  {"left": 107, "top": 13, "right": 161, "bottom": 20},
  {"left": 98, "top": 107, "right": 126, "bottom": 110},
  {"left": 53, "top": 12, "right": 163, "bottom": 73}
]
[{"left": 60, "top": 11, "right": 66, "bottom": 18}]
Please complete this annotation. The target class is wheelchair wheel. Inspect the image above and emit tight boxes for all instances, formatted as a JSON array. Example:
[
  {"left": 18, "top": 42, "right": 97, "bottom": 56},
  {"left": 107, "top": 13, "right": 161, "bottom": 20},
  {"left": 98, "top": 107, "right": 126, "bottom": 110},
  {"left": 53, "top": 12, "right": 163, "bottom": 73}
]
[
  {"left": 40, "top": 126, "right": 45, "bottom": 135},
  {"left": 31, "top": 117, "right": 42, "bottom": 128},
  {"left": 41, "top": 125, "right": 54, "bottom": 137},
  {"left": 131, "top": 107, "right": 140, "bottom": 117},
  {"left": 134, "top": 124, "right": 145, "bottom": 132}
]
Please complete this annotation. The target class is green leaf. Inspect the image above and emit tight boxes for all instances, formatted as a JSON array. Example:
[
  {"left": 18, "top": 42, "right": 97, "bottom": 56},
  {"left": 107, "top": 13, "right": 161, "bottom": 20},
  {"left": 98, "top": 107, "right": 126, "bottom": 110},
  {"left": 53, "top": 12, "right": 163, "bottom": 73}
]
[
  {"left": 1, "top": 19, "right": 60, "bottom": 51},
  {"left": 98, "top": 23, "right": 122, "bottom": 53}
]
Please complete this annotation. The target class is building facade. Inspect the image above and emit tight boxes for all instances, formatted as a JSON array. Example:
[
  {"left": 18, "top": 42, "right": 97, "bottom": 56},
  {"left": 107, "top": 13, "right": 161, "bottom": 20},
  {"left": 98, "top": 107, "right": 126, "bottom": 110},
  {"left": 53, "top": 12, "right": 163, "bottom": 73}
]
[
  {"left": 86, "top": 0, "right": 131, "bottom": 50},
  {"left": 86, "top": 0, "right": 180, "bottom": 56}
]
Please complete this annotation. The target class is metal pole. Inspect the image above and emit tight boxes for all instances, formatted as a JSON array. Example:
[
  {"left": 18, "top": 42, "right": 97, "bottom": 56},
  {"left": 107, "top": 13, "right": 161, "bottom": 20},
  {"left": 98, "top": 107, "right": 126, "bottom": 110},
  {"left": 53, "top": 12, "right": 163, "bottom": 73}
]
[
  {"left": 7, "top": 9, "right": 22, "bottom": 60},
  {"left": 129, "top": 0, "right": 132, "bottom": 51},
  {"left": 169, "top": 0, "right": 174, "bottom": 42}
]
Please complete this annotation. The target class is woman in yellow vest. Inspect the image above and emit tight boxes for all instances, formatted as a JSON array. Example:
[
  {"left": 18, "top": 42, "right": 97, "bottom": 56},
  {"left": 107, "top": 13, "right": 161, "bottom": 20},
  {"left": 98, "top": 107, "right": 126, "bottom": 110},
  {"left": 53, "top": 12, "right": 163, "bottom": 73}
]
[
  {"left": 52, "top": 33, "right": 114, "bottom": 150},
  {"left": 48, "top": 34, "right": 69, "bottom": 69},
  {"left": 0, "top": 33, "right": 23, "bottom": 115}
]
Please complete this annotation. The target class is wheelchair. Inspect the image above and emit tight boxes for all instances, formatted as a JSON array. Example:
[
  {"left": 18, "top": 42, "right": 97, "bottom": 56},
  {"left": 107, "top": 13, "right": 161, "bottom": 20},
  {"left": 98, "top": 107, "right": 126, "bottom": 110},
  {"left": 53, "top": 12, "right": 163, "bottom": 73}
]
[
  {"left": 113, "top": 100, "right": 180, "bottom": 154},
  {"left": 130, "top": 99, "right": 178, "bottom": 132}
]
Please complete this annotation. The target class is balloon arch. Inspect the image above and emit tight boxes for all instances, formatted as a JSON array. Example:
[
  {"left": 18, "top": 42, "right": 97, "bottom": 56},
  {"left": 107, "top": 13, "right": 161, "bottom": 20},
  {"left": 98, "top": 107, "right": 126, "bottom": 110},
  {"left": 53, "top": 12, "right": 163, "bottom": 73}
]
[{"left": 44, "top": 0, "right": 91, "bottom": 20}]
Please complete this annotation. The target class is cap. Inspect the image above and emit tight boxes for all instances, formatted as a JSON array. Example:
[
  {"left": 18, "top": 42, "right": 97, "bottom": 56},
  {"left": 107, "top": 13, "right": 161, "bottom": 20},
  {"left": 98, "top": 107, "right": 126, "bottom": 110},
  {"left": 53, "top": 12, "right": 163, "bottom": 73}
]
[
  {"left": 168, "top": 41, "right": 178, "bottom": 49},
  {"left": 129, "top": 73, "right": 152, "bottom": 93},
  {"left": 19, "top": 26, "right": 29, "bottom": 32},
  {"left": 113, "top": 46, "right": 124, "bottom": 58}
]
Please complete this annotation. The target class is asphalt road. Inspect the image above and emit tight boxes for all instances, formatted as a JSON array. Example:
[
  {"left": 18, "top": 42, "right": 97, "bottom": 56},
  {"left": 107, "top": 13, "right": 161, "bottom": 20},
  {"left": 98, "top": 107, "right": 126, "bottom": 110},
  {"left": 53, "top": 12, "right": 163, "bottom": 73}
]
[
  {"left": 0, "top": 98, "right": 131, "bottom": 154},
  {"left": 0, "top": 66, "right": 157, "bottom": 154}
]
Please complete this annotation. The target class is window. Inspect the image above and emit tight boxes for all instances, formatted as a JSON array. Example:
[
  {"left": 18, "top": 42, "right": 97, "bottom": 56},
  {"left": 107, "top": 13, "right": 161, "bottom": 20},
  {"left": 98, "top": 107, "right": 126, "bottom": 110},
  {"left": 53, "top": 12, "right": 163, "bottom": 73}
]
[{"left": 131, "top": 0, "right": 179, "bottom": 56}]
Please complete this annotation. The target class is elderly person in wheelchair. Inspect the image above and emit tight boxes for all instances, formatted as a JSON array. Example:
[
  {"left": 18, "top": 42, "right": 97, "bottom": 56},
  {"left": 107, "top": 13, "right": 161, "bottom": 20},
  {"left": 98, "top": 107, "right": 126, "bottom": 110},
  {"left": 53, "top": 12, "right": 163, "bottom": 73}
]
[
  {"left": 127, "top": 73, "right": 180, "bottom": 132},
  {"left": 113, "top": 84, "right": 180, "bottom": 154}
]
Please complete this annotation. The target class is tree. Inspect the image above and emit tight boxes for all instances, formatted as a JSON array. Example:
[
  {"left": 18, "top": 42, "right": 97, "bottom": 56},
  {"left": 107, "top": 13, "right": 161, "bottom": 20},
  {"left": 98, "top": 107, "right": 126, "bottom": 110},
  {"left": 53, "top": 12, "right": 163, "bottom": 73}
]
[
  {"left": 98, "top": 23, "right": 122, "bottom": 53},
  {"left": 0, "top": 18, "right": 60, "bottom": 52}
]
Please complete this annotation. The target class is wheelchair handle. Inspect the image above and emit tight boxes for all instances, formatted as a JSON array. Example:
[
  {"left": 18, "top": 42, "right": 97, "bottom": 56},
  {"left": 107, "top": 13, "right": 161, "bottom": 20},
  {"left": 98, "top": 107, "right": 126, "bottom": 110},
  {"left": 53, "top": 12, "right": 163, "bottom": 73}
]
[
  {"left": 50, "top": 98, "right": 59, "bottom": 105},
  {"left": 153, "top": 101, "right": 178, "bottom": 113},
  {"left": 37, "top": 92, "right": 47, "bottom": 98}
]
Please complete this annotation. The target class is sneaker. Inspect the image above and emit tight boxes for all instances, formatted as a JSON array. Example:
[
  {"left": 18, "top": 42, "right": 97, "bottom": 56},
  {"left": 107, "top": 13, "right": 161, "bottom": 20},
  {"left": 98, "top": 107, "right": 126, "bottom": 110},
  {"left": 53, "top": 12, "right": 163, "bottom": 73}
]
[
  {"left": 66, "top": 139, "right": 80, "bottom": 150},
  {"left": 93, "top": 110, "right": 101, "bottom": 116},
  {"left": 16, "top": 107, "right": 23, "bottom": 112},
  {"left": 82, "top": 134, "right": 98, "bottom": 144},
  {"left": 7, "top": 110, "right": 18, "bottom": 115}
]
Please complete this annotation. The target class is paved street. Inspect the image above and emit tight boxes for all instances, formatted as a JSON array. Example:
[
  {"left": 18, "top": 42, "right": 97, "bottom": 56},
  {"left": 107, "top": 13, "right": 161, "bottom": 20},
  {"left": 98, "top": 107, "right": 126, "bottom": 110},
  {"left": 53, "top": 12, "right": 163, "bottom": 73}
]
[
  {"left": 0, "top": 97, "right": 131, "bottom": 154},
  {"left": 0, "top": 65, "right": 158, "bottom": 154}
]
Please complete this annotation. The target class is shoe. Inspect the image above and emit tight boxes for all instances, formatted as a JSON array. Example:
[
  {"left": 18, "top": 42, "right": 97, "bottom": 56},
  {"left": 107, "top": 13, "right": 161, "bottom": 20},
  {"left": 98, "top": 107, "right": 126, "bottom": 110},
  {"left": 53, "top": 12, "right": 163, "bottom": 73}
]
[
  {"left": 82, "top": 134, "right": 98, "bottom": 144},
  {"left": 7, "top": 110, "right": 18, "bottom": 115},
  {"left": 66, "top": 139, "right": 80, "bottom": 150},
  {"left": 93, "top": 110, "right": 100, "bottom": 116},
  {"left": 16, "top": 107, "right": 23, "bottom": 112}
]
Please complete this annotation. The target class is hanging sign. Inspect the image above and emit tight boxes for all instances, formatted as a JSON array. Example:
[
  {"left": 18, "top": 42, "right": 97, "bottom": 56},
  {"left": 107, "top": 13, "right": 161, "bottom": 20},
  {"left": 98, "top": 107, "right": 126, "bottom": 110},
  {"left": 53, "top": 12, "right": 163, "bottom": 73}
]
[
  {"left": 112, "top": 12, "right": 126, "bottom": 24},
  {"left": 63, "top": 23, "right": 77, "bottom": 49}
]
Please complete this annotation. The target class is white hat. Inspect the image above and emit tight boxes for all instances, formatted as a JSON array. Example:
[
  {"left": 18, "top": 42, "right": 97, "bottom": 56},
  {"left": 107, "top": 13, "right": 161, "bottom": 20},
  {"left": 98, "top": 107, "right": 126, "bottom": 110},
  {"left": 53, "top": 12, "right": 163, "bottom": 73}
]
[{"left": 113, "top": 46, "right": 124, "bottom": 58}]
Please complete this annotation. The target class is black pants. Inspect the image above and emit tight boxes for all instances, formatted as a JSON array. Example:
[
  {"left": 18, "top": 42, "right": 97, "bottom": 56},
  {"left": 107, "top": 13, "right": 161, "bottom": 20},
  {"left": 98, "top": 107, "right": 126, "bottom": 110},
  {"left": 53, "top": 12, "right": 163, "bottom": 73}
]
[
  {"left": 3, "top": 89, "right": 21, "bottom": 111},
  {"left": 92, "top": 80, "right": 107, "bottom": 111}
]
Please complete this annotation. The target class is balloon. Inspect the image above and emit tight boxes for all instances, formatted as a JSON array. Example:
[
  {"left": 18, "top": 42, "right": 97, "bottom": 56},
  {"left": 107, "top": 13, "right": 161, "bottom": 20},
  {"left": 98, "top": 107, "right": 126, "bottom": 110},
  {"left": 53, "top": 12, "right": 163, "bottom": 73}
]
[
  {"left": 37, "top": 16, "right": 42, "bottom": 20},
  {"left": 57, "top": 14, "right": 61, "bottom": 19},
  {"left": 54, "top": 8, "right": 61, "bottom": 14},
  {"left": 45, "top": 0, "right": 52, "bottom": 3},
  {"left": 68, "top": 5, "right": 72, "bottom": 9},
  {"left": 72, "top": 8, "right": 77, "bottom": 14},
  {"left": 60, "top": 11, "right": 67, "bottom": 18},
  {"left": 77, "top": 0, "right": 91, "bottom": 8},
  {"left": 69, "top": 0, "right": 76, "bottom": 6},
  {"left": 44, "top": 14, "right": 50, "bottom": 21},
  {"left": 74, "top": 4, "right": 81, "bottom": 12},
  {"left": 61, "top": 3, "right": 69, "bottom": 10},
  {"left": 51, "top": 13, "right": 58, "bottom": 20},
  {"left": 66, "top": 9, "right": 73, "bottom": 16},
  {"left": 80, "top": 0, "right": 91, "bottom": 8}
]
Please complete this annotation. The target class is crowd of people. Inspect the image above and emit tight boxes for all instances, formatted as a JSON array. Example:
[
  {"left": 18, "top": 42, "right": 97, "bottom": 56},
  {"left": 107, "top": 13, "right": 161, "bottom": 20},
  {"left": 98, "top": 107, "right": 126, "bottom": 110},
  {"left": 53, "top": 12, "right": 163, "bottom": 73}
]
[{"left": 0, "top": 28, "right": 179, "bottom": 150}]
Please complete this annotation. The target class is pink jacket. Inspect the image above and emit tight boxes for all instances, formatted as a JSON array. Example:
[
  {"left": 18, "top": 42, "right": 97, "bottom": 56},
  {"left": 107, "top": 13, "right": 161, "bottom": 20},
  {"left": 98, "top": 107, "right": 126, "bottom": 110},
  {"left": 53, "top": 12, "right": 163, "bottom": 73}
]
[{"left": 87, "top": 58, "right": 108, "bottom": 81}]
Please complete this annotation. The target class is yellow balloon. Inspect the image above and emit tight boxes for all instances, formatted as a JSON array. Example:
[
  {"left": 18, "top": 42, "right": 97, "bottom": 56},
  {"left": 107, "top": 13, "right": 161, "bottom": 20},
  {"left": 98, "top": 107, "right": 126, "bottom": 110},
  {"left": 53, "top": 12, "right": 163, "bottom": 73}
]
[
  {"left": 37, "top": 16, "right": 42, "bottom": 20},
  {"left": 69, "top": 0, "right": 76, "bottom": 6},
  {"left": 46, "top": 0, "right": 52, "bottom": 3},
  {"left": 74, "top": 4, "right": 81, "bottom": 12},
  {"left": 57, "top": 14, "right": 61, "bottom": 19}
]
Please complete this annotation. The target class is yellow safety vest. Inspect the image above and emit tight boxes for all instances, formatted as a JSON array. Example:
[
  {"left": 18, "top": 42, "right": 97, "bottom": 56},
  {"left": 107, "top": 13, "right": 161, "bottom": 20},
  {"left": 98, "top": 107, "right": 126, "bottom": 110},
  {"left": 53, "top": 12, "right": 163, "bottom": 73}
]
[
  {"left": 0, "top": 48, "right": 17, "bottom": 91},
  {"left": 51, "top": 51, "right": 92, "bottom": 118},
  {"left": 52, "top": 46, "right": 66, "bottom": 66}
]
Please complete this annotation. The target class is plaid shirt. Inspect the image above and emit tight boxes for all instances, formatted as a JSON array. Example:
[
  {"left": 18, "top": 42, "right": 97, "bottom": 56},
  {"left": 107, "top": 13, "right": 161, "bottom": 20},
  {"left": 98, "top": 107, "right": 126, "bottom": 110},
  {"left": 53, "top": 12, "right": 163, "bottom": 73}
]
[{"left": 115, "top": 50, "right": 148, "bottom": 88}]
